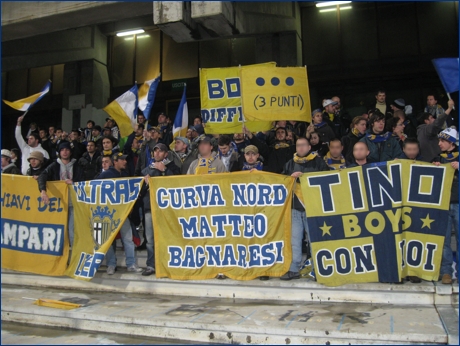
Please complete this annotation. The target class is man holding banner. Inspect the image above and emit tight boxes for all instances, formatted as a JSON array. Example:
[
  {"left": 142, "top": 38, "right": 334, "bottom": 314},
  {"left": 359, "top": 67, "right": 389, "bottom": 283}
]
[
  {"left": 140, "top": 143, "right": 181, "bottom": 276},
  {"left": 434, "top": 126, "right": 459, "bottom": 285},
  {"left": 280, "top": 137, "right": 329, "bottom": 280},
  {"left": 38, "top": 141, "right": 85, "bottom": 246},
  {"left": 98, "top": 153, "right": 143, "bottom": 275}
]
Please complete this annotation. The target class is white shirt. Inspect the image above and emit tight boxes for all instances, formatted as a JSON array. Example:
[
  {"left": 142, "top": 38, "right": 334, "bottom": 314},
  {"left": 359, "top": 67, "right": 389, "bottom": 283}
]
[{"left": 15, "top": 126, "right": 50, "bottom": 175}]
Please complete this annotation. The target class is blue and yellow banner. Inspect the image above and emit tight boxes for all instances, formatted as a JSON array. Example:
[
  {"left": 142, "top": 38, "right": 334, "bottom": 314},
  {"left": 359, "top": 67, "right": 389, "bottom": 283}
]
[
  {"left": 200, "top": 63, "right": 275, "bottom": 134},
  {"left": 65, "top": 177, "right": 143, "bottom": 281},
  {"left": 1, "top": 174, "right": 69, "bottom": 276},
  {"left": 299, "top": 160, "right": 454, "bottom": 286},
  {"left": 149, "top": 171, "right": 294, "bottom": 280},
  {"left": 240, "top": 66, "right": 312, "bottom": 123}
]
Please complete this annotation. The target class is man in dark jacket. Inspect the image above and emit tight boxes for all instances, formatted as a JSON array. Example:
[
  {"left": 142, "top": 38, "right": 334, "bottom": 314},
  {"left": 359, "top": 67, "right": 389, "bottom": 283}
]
[
  {"left": 134, "top": 126, "right": 159, "bottom": 176},
  {"left": 360, "top": 111, "right": 402, "bottom": 163},
  {"left": 98, "top": 153, "right": 143, "bottom": 275},
  {"left": 38, "top": 141, "right": 85, "bottom": 246},
  {"left": 243, "top": 126, "right": 295, "bottom": 174},
  {"left": 168, "top": 137, "right": 198, "bottom": 175},
  {"left": 78, "top": 141, "right": 101, "bottom": 180},
  {"left": 433, "top": 126, "right": 459, "bottom": 285},
  {"left": 280, "top": 137, "right": 330, "bottom": 280},
  {"left": 140, "top": 143, "right": 181, "bottom": 276},
  {"left": 417, "top": 99, "right": 454, "bottom": 161}
]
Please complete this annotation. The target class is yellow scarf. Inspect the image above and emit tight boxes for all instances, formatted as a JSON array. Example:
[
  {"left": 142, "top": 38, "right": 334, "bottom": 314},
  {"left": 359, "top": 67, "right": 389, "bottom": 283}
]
[
  {"left": 103, "top": 150, "right": 113, "bottom": 156},
  {"left": 293, "top": 152, "right": 317, "bottom": 163},
  {"left": 324, "top": 151, "right": 346, "bottom": 170},
  {"left": 274, "top": 142, "right": 291, "bottom": 150},
  {"left": 195, "top": 155, "right": 218, "bottom": 175}
]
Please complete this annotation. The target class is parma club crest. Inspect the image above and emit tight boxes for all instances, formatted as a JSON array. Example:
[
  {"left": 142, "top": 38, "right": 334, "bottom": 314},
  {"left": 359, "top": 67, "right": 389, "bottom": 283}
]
[{"left": 90, "top": 206, "right": 120, "bottom": 250}]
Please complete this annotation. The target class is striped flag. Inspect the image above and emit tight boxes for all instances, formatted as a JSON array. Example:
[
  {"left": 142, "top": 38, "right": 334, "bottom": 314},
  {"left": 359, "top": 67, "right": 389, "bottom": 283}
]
[
  {"left": 170, "top": 85, "right": 188, "bottom": 149},
  {"left": 3, "top": 81, "right": 51, "bottom": 111},
  {"left": 103, "top": 84, "right": 138, "bottom": 138},
  {"left": 138, "top": 75, "right": 160, "bottom": 120},
  {"left": 432, "top": 58, "right": 459, "bottom": 93}
]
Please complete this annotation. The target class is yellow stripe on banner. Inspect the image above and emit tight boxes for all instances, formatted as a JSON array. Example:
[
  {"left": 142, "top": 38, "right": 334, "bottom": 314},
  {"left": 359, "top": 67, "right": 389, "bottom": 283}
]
[
  {"left": 3, "top": 91, "right": 44, "bottom": 111},
  {"left": 103, "top": 100, "right": 135, "bottom": 138}
]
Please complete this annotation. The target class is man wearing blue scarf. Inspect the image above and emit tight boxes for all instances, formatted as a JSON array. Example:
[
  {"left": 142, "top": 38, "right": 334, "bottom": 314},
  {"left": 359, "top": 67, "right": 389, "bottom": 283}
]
[{"left": 359, "top": 110, "right": 402, "bottom": 163}]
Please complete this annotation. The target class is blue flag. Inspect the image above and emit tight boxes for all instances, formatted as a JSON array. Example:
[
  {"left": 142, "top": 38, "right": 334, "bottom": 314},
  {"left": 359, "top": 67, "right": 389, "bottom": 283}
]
[
  {"left": 432, "top": 58, "right": 459, "bottom": 93},
  {"left": 138, "top": 75, "right": 161, "bottom": 120}
]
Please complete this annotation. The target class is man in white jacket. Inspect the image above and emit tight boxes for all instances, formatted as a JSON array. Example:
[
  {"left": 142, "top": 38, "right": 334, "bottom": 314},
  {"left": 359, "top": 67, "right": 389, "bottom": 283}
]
[{"left": 15, "top": 114, "right": 50, "bottom": 175}]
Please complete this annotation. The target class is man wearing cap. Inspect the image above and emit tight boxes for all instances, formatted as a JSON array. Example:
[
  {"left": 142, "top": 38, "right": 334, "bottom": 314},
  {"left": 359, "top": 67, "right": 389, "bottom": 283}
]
[
  {"left": 243, "top": 125, "right": 295, "bottom": 174},
  {"left": 140, "top": 143, "right": 181, "bottom": 276},
  {"left": 1, "top": 149, "right": 21, "bottom": 174},
  {"left": 234, "top": 145, "right": 264, "bottom": 172},
  {"left": 280, "top": 137, "right": 330, "bottom": 281},
  {"left": 104, "top": 117, "right": 120, "bottom": 139},
  {"left": 16, "top": 114, "right": 50, "bottom": 175},
  {"left": 433, "top": 126, "right": 459, "bottom": 285},
  {"left": 187, "top": 136, "right": 226, "bottom": 175},
  {"left": 322, "top": 99, "right": 338, "bottom": 125},
  {"left": 91, "top": 125, "right": 103, "bottom": 151},
  {"left": 97, "top": 153, "right": 143, "bottom": 274},
  {"left": 26, "top": 151, "right": 46, "bottom": 179},
  {"left": 38, "top": 141, "right": 85, "bottom": 246},
  {"left": 169, "top": 136, "right": 198, "bottom": 174},
  {"left": 135, "top": 126, "right": 161, "bottom": 176},
  {"left": 189, "top": 124, "right": 205, "bottom": 150},
  {"left": 417, "top": 99, "right": 455, "bottom": 161}
]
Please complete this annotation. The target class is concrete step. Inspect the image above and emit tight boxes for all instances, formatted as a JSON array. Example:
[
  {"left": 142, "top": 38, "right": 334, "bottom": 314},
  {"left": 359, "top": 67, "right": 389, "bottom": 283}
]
[
  {"left": 2, "top": 268, "right": 458, "bottom": 307},
  {"left": 1, "top": 285, "right": 455, "bottom": 345}
]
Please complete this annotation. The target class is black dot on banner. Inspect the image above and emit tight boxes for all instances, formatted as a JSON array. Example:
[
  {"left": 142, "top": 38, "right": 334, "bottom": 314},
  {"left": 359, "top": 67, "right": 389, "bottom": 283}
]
[
  {"left": 256, "top": 77, "right": 265, "bottom": 86},
  {"left": 286, "top": 77, "right": 294, "bottom": 86},
  {"left": 271, "top": 77, "right": 280, "bottom": 86}
]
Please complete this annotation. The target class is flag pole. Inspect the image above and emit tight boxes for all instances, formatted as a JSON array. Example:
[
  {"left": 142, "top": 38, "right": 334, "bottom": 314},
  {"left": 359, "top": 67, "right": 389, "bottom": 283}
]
[
  {"left": 238, "top": 64, "right": 247, "bottom": 135},
  {"left": 447, "top": 92, "right": 456, "bottom": 110}
]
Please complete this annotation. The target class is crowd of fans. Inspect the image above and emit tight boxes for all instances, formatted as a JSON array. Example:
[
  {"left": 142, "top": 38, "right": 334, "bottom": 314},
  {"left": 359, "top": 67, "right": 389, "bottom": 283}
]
[{"left": 1, "top": 90, "right": 458, "bottom": 285}]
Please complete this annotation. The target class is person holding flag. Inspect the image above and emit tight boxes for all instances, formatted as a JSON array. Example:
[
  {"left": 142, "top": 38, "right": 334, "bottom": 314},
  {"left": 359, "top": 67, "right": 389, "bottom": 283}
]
[{"left": 16, "top": 115, "right": 50, "bottom": 175}]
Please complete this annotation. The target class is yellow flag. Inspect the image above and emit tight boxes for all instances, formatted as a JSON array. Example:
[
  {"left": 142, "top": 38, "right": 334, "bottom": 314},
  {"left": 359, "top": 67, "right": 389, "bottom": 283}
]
[
  {"left": 65, "top": 177, "right": 143, "bottom": 281},
  {"left": 150, "top": 171, "right": 294, "bottom": 280},
  {"left": 241, "top": 66, "right": 312, "bottom": 123},
  {"left": 1, "top": 175, "right": 69, "bottom": 276},
  {"left": 200, "top": 63, "right": 275, "bottom": 134}
]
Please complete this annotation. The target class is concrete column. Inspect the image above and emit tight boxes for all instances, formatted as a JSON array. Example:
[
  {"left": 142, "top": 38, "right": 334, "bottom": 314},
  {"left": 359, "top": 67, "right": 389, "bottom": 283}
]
[
  {"left": 62, "top": 60, "right": 110, "bottom": 132},
  {"left": 255, "top": 32, "right": 302, "bottom": 67}
]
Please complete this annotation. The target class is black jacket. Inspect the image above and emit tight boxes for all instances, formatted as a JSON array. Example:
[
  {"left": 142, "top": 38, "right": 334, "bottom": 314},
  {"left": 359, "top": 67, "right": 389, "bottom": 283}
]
[
  {"left": 283, "top": 154, "right": 330, "bottom": 211},
  {"left": 135, "top": 139, "right": 157, "bottom": 176},
  {"left": 78, "top": 151, "right": 102, "bottom": 180},
  {"left": 37, "top": 159, "right": 85, "bottom": 192},
  {"left": 250, "top": 136, "right": 295, "bottom": 174},
  {"left": 341, "top": 132, "right": 363, "bottom": 163},
  {"left": 433, "top": 148, "right": 459, "bottom": 204},
  {"left": 140, "top": 160, "right": 181, "bottom": 212}
]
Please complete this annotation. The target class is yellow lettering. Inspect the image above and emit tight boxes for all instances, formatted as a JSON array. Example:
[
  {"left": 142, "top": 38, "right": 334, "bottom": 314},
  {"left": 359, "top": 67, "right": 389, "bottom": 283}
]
[
  {"left": 384, "top": 209, "right": 402, "bottom": 233},
  {"left": 342, "top": 215, "right": 361, "bottom": 238},
  {"left": 365, "top": 212, "right": 385, "bottom": 235},
  {"left": 402, "top": 207, "right": 412, "bottom": 230}
]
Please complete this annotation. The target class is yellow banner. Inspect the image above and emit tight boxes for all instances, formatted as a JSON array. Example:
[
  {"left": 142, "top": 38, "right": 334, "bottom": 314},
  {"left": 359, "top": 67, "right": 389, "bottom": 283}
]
[
  {"left": 241, "top": 66, "right": 312, "bottom": 123},
  {"left": 64, "top": 177, "right": 143, "bottom": 281},
  {"left": 200, "top": 63, "right": 275, "bottom": 134},
  {"left": 300, "top": 160, "right": 454, "bottom": 286},
  {"left": 150, "top": 171, "right": 294, "bottom": 280},
  {"left": 1, "top": 175, "right": 69, "bottom": 276}
]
